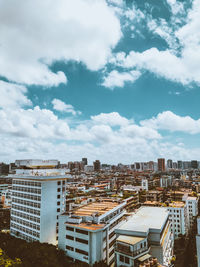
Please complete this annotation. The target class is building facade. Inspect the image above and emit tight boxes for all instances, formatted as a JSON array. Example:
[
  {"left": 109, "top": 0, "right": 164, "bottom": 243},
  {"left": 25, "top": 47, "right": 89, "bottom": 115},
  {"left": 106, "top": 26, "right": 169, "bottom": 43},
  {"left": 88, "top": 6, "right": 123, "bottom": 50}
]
[
  {"left": 115, "top": 207, "right": 174, "bottom": 267},
  {"left": 58, "top": 199, "right": 126, "bottom": 266},
  {"left": 10, "top": 168, "right": 70, "bottom": 244}
]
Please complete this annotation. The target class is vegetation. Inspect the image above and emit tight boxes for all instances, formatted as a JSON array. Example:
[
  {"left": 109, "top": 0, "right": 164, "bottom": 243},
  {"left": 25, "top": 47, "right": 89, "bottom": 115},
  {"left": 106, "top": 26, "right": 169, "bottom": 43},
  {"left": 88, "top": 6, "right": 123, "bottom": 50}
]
[{"left": 0, "top": 233, "right": 109, "bottom": 267}]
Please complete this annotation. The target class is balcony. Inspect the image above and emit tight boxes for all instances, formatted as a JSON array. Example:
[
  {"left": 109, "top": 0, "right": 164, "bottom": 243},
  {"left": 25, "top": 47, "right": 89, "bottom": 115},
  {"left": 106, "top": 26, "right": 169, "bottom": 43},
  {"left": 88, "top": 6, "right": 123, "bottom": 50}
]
[{"left": 115, "top": 243, "right": 149, "bottom": 258}]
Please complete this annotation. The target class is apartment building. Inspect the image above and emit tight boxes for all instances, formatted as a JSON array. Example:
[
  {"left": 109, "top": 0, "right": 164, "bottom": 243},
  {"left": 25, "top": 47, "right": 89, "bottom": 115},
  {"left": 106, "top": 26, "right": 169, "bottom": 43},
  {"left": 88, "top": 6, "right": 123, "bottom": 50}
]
[
  {"left": 10, "top": 167, "right": 71, "bottom": 244},
  {"left": 115, "top": 207, "right": 174, "bottom": 267},
  {"left": 185, "top": 196, "right": 198, "bottom": 229},
  {"left": 167, "top": 202, "right": 188, "bottom": 239},
  {"left": 58, "top": 199, "right": 126, "bottom": 266}
]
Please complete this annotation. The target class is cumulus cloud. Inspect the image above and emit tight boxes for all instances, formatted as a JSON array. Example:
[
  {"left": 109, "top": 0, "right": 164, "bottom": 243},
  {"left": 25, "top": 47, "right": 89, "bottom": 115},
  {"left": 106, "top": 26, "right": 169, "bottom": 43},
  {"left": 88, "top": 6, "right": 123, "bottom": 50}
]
[
  {"left": 102, "top": 70, "right": 141, "bottom": 88},
  {"left": 141, "top": 111, "right": 200, "bottom": 134},
  {"left": 52, "top": 99, "right": 81, "bottom": 116},
  {"left": 111, "top": 0, "right": 200, "bottom": 86},
  {"left": 0, "top": 81, "right": 32, "bottom": 109},
  {"left": 0, "top": 106, "right": 70, "bottom": 139},
  {"left": 91, "top": 112, "right": 131, "bottom": 126},
  {"left": 0, "top": 0, "right": 121, "bottom": 86}
]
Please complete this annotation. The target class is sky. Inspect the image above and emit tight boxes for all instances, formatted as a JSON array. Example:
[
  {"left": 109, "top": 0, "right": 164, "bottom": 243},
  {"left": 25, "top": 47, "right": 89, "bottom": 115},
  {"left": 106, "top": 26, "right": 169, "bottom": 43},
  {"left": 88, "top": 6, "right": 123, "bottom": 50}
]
[{"left": 1, "top": 0, "right": 200, "bottom": 164}]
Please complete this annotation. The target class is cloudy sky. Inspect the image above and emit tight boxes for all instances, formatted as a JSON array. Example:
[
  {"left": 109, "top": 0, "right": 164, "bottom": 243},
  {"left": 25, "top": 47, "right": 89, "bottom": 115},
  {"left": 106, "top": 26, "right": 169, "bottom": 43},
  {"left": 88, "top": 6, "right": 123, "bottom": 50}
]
[{"left": 1, "top": 0, "right": 200, "bottom": 164}]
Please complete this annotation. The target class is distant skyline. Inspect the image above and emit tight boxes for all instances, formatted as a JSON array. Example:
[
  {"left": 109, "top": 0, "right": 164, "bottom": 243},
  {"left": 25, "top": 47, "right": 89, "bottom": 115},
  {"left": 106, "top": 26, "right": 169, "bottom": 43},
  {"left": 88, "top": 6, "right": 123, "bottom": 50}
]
[{"left": 1, "top": 0, "right": 200, "bottom": 164}]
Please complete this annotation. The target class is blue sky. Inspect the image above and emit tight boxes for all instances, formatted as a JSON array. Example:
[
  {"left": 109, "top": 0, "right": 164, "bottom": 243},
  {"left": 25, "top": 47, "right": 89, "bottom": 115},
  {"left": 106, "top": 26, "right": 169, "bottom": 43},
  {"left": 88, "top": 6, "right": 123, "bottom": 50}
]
[{"left": 0, "top": 0, "right": 200, "bottom": 164}]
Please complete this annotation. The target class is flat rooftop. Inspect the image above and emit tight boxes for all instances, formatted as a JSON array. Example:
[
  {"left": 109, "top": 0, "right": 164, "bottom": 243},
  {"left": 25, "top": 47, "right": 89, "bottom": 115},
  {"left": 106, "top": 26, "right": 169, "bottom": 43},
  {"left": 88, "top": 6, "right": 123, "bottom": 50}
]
[
  {"left": 117, "top": 235, "right": 145, "bottom": 245},
  {"left": 117, "top": 207, "right": 169, "bottom": 234},
  {"left": 73, "top": 201, "right": 122, "bottom": 216},
  {"left": 168, "top": 202, "right": 185, "bottom": 208}
]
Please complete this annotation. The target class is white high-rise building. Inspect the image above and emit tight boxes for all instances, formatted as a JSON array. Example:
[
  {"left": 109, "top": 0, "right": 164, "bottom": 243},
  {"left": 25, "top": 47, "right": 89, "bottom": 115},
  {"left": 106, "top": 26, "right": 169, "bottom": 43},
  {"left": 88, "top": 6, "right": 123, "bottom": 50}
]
[
  {"left": 167, "top": 202, "right": 188, "bottom": 239},
  {"left": 185, "top": 196, "right": 198, "bottom": 229},
  {"left": 10, "top": 167, "right": 71, "bottom": 244}
]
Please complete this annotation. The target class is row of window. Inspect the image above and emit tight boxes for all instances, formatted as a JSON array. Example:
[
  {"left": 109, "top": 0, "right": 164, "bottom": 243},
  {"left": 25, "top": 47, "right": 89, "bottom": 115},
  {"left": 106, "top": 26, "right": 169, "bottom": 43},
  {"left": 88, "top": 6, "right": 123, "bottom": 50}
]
[
  {"left": 11, "top": 210, "right": 40, "bottom": 223},
  {"left": 10, "top": 229, "right": 38, "bottom": 242},
  {"left": 12, "top": 198, "right": 41, "bottom": 208},
  {"left": 12, "top": 192, "right": 41, "bottom": 202},
  {"left": 65, "top": 246, "right": 88, "bottom": 256},
  {"left": 13, "top": 180, "right": 41, "bottom": 187},
  {"left": 66, "top": 235, "right": 88, "bottom": 244},
  {"left": 66, "top": 226, "right": 88, "bottom": 235},
  {"left": 12, "top": 204, "right": 40, "bottom": 216},
  {"left": 57, "top": 181, "right": 65, "bottom": 185},
  {"left": 11, "top": 216, "right": 40, "bottom": 231},
  {"left": 11, "top": 222, "right": 40, "bottom": 238},
  {"left": 12, "top": 186, "right": 41, "bottom": 194}
]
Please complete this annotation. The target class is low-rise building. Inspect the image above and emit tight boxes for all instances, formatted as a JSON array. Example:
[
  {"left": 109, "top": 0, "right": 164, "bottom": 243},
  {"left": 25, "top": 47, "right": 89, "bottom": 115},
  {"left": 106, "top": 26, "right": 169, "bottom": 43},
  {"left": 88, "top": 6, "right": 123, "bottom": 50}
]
[
  {"left": 58, "top": 199, "right": 126, "bottom": 266},
  {"left": 115, "top": 207, "right": 174, "bottom": 267}
]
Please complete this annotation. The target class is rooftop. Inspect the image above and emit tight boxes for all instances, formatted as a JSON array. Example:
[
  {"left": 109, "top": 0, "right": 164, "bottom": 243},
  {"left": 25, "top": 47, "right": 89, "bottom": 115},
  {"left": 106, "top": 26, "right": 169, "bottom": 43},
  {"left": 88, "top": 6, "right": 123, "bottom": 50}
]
[
  {"left": 117, "top": 235, "right": 145, "bottom": 245},
  {"left": 72, "top": 200, "right": 122, "bottom": 216},
  {"left": 117, "top": 207, "right": 169, "bottom": 234}
]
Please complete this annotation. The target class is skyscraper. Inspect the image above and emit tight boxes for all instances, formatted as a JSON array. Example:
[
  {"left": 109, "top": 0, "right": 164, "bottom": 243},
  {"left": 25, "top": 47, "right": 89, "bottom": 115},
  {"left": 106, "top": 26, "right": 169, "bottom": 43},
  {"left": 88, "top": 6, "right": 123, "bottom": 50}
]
[
  {"left": 167, "top": 159, "right": 173, "bottom": 169},
  {"left": 157, "top": 158, "right": 165, "bottom": 172},
  {"left": 93, "top": 160, "right": 101, "bottom": 172},
  {"left": 82, "top": 158, "right": 88, "bottom": 166}
]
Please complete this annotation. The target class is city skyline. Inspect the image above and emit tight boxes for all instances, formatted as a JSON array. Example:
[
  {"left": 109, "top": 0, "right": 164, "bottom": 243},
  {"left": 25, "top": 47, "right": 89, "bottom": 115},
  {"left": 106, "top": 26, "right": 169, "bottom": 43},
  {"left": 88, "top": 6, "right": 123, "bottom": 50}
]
[{"left": 1, "top": 0, "right": 200, "bottom": 164}]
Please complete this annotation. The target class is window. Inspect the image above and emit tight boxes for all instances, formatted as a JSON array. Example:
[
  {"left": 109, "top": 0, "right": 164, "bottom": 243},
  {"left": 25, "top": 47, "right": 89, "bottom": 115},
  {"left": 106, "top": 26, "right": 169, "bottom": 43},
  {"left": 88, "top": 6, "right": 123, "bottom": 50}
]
[
  {"left": 57, "top": 195, "right": 60, "bottom": 199},
  {"left": 75, "top": 248, "right": 88, "bottom": 256},
  {"left": 57, "top": 181, "right": 61, "bottom": 185},
  {"left": 57, "top": 188, "right": 61, "bottom": 192},
  {"left": 57, "top": 208, "right": 60, "bottom": 212},
  {"left": 66, "top": 245, "right": 74, "bottom": 251},
  {"left": 75, "top": 237, "right": 88, "bottom": 245},
  {"left": 57, "top": 201, "right": 60, "bottom": 205},
  {"left": 125, "top": 257, "right": 130, "bottom": 264},
  {"left": 120, "top": 255, "right": 124, "bottom": 262},
  {"left": 66, "top": 226, "right": 74, "bottom": 232},
  {"left": 75, "top": 229, "right": 88, "bottom": 235},
  {"left": 109, "top": 249, "right": 114, "bottom": 257},
  {"left": 66, "top": 235, "right": 74, "bottom": 240}
]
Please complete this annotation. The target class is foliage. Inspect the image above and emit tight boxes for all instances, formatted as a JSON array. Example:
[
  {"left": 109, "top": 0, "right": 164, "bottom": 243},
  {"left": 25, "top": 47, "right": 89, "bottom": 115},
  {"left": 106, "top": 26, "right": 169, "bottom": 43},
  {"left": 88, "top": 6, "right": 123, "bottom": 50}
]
[{"left": 0, "top": 233, "right": 109, "bottom": 267}]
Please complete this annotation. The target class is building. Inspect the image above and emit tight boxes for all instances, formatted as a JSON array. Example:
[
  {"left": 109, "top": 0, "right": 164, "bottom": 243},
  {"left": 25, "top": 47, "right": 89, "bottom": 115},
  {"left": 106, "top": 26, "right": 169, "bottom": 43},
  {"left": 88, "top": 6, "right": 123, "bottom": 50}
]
[
  {"left": 82, "top": 158, "right": 88, "bottom": 166},
  {"left": 191, "top": 160, "right": 198, "bottom": 169},
  {"left": 196, "top": 217, "right": 200, "bottom": 267},
  {"left": 10, "top": 166, "right": 71, "bottom": 244},
  {"left": 93, "top": 160, "right": 101, "bottom": 172},
  {"left": 185, "top": 196, "right": 198, "bottom": 229},
  {"left": 160, "top": 176, "right": 172, "bottom": 188},
  {"left": 177, "top": 161, "right": 183, "bottom": 170},
  {"left": 167, "top": 159, "right": 173, "bottom": 169},
  {"left": 157, "top": 158, "right": 165, "bottom": 172},
  {"left": 58, "top": 199, "right": 126, "bottom": 266},
  {"left": 115, "top": 207, "right": 174, "bottom": 267},
  {"left": 167, "top": 202, "right": 188, "bottom": 239}
]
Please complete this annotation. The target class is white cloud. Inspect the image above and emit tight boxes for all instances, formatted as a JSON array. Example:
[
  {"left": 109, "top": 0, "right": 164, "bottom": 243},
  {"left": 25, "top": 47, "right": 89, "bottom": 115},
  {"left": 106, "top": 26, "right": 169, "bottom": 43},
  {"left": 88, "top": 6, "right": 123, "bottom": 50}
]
[
  {"left": 0, "top": 0, "right": 121, "bottom": 86},
  {"left": 111, "top": 0, "right": 200, "bottom": 86},
  {"left": 52, "top": 99, "right": 81, "bottom": 116},
  {"left": 0, "top": 106, "right": 70, "bottom": 139},
  {"left": 0, "top": 81, "right": 32, "bottom": 109},
  {"left": 141, "top": 111, "right": 200, "bottom": 134},
  {"left": 166, "top": 0, "right": 184, "bottom": 15},
  {"left": 91, "top": 112, "right": 131, "bottom": 126},
  {"left": 102, "top": 70, "right": 141, "bottom": 88}
]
